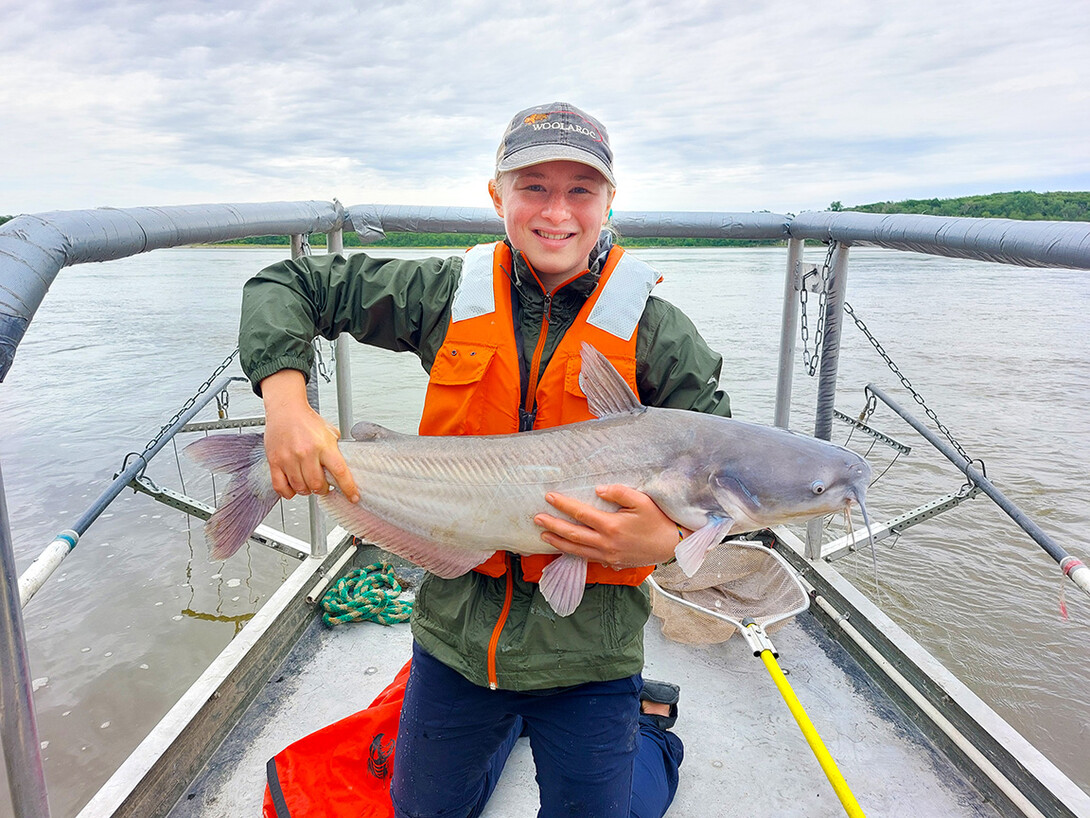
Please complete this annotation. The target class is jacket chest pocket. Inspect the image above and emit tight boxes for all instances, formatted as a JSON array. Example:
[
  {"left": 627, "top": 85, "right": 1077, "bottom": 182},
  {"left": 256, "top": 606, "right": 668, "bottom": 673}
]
[
  {"left": 423, "top": 342, "right": 517, "bottom": 435},
  {"left": 542, "top": 351, "right": 639, "bottom": 423},
  {"left": 430, "top": 342, "right": 496, "bottom": 384}
]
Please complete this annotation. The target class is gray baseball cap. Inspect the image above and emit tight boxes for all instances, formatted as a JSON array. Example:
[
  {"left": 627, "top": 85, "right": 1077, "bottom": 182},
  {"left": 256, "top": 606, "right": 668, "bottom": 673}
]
[{"left": 495, "top": 102, "right": 615, "bottom": 186}]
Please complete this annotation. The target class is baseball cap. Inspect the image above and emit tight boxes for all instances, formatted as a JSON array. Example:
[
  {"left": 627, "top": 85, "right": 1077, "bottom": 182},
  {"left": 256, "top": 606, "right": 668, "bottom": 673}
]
[{"left": 495, "top": 102, "right": 615, "bottom": 186}]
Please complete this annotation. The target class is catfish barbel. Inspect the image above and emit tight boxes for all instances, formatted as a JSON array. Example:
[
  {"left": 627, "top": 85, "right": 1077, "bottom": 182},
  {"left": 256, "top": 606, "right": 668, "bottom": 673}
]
[{"left": 187, "top": 344, "right": 871, "bottom": 616}]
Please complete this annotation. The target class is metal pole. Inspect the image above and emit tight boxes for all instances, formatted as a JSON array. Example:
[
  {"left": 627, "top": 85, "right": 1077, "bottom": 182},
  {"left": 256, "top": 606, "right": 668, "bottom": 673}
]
[
  {"left": 0, "top": 460, "right": 52, "bottom": 818},
  {"left": 774, "top": 239, "right": 805, "bottom": 429},
  {"left": 866, "top": 383, "right": 1090, "bottom": 600},
  {"left": 326, "top": 229, "right": 354, "bottom": 441},
  {"left": 292, "top": 234, "right": 327, "bottom": 558},
  {"left": 813, "top": 243, "right": 851, "bottom": 442},
  {"left": 806, "top": 243, "right": 851, "bottom": 558}
]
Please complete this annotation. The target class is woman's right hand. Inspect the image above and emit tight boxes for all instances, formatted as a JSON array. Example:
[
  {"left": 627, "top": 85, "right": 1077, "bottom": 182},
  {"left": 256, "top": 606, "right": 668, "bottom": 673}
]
[{"left": 259, "top": 369, "right": 361, "bottom": 503}]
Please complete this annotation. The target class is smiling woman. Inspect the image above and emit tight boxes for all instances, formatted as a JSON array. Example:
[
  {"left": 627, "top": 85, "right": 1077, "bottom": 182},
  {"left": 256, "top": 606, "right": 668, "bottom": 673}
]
[{"left": 488, "top": 161, "right": 614, "bottom": 287}]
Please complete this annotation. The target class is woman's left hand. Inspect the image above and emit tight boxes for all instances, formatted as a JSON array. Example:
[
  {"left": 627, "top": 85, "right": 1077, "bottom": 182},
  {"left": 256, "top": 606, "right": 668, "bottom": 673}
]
[{"left": 534, "top": 485, "right": 685, "bottom": 569}]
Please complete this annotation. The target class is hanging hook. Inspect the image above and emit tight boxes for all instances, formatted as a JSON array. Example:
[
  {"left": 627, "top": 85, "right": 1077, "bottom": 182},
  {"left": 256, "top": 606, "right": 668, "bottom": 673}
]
[{"left": 215, "top": 388, "right": 230, "bottom": 419}]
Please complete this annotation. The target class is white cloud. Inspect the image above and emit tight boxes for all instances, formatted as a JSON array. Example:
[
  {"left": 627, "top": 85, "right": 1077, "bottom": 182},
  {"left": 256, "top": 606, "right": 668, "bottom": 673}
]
[{"left": 1, "top": 0, "right": 1087, "bottom": 216}]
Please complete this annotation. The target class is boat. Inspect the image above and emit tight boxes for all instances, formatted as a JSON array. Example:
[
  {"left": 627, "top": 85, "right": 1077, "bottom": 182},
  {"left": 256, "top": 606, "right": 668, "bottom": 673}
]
[{"left": 1, "top": 202, "right": 1088, "bottom": 817}]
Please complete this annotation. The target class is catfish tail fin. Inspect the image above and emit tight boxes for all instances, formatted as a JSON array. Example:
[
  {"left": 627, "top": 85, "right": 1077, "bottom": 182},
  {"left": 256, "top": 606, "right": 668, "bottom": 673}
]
[{"left": 184, "top": 434, "right": 278, "bottom": 560}]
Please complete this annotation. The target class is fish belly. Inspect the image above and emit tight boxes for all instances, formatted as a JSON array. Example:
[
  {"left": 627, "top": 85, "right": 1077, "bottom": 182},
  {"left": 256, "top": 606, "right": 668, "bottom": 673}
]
[{"left": 338, "top": 419, "right": 662, "bottom": 557}]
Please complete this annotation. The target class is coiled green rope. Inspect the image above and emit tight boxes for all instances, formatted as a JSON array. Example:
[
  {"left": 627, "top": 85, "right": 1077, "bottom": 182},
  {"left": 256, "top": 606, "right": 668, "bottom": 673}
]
[{"left": 319, "top": 562, "right": 413, "bottom": 627}]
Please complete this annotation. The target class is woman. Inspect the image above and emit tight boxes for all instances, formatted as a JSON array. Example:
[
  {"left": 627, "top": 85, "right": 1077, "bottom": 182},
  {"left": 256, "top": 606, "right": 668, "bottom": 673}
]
[{"left": 240, "top": 102, "right": 731, "bottom": 817}]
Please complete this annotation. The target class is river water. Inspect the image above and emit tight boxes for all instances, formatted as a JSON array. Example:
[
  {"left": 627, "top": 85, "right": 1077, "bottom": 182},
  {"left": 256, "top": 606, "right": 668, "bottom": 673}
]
[{"left": 0, "top": 245, "right": 1087, "bottom": 816}]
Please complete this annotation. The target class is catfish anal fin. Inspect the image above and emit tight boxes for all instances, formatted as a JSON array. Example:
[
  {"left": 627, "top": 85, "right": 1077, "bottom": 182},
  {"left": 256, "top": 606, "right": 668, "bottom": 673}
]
[{"left": 320, "top": 492, "right": 493, "bottom": 578}]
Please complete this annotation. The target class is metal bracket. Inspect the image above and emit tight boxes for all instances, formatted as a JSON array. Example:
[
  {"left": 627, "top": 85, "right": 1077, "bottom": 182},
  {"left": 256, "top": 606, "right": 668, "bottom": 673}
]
[
  {"left": 833, "top": 410, "right": 912, "bottom": 455},
  {"left": 796, "top": 263, "right": 820, "bottom": 292},
  {"left": 181, "top": 416, "right": 266, "bottom": 433},
  {"left": 128, "top": 477, "right": 310, "bottom": 560},
  {"left": 741, "top": 619, "right": 779, "bottom": 657},
  {"left": 821, "top": 486, "right": 984, "bottom": 562}
]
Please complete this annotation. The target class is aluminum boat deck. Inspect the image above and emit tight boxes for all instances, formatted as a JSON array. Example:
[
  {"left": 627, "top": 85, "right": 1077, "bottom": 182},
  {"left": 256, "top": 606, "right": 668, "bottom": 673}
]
[{"left": 164, "top": 547, "right": 999, "bottom": 818}]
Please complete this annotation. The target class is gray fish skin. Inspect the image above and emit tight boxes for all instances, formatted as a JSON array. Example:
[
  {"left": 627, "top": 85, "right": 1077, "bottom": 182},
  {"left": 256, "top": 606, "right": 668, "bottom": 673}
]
[{"left": 186, "top": 344, "right": 871, "bottom": 616}]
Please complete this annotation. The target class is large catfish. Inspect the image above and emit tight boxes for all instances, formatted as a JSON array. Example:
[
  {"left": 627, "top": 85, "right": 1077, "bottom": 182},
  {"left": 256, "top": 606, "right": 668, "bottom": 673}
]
[{"left": 187, "top": 344, "right": 871, "bottom": 616}]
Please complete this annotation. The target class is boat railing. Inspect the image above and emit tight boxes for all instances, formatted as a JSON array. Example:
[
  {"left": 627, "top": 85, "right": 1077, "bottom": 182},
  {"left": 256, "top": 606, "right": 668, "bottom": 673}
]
[{"left": 2, "top": 203, "right": 1090, "bottom": 818}]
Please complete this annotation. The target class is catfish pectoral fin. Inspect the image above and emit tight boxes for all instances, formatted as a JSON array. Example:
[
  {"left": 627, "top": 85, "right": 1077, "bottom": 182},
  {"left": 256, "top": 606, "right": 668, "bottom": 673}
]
[
  {"left": 675, "top": 514, "right": 734, "bottom": 577},
  {"left": 539, "top": 554, "right": 589, "bottom": 617}
]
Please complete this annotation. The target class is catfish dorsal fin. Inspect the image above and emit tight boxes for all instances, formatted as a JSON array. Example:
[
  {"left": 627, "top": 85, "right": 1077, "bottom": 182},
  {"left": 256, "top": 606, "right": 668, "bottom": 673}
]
[{"left": 578, "top": 342, "right": 646, "bottom": 419}]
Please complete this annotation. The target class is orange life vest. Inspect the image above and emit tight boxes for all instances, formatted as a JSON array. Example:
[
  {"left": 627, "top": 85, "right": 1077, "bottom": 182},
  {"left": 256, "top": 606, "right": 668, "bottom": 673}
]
[{"left": 418, "top": 241, "right": 659, "bottom": 586}]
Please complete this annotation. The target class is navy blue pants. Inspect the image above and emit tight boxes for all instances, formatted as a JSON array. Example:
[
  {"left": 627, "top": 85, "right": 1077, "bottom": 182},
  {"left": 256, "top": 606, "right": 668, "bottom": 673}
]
[{"left": 390, "top": 642, "right": 683, "bottom": 818}]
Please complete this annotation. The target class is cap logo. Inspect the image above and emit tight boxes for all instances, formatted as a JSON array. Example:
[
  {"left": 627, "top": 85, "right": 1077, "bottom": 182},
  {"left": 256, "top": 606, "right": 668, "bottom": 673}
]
[
  {"left": 528, "top": 119, "right": 602, "bottom": 142},
  {"left": 498, "top": 103, "right": 615, "bottom": 185}
]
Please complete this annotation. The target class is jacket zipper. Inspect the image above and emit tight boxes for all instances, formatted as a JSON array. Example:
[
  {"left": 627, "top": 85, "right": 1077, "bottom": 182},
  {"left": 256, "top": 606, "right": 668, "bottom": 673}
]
[
  {"left": 486, "top": 553, "right": 515, "bottom": 690},
  {"left": 522, "top": 291, "right": 554, "bottom": 422}
]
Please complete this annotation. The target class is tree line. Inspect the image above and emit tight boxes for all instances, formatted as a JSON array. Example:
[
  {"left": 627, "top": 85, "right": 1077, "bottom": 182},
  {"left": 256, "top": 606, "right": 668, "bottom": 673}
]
[{"left": 831, "top": 190, "right": 1090, "bottom": 222}]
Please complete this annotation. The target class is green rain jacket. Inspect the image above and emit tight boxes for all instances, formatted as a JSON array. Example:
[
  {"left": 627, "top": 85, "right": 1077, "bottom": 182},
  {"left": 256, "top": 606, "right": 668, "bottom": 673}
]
[{"left": 239, "top": 241, "right": 732, "bottom": 691}]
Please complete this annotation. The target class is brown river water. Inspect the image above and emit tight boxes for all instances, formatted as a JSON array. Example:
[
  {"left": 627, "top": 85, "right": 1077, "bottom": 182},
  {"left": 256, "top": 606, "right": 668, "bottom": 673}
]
[{"left": 0, "top": 245, "right": 1086, "bottom": 816}]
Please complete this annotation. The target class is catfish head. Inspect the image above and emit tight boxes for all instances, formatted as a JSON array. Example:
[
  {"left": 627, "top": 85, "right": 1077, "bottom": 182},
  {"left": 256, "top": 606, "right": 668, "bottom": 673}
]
[
  {"left": 669, "top": 422, "right": 873, "bottom": 577},
  {"left": 710, "top": 432, "right": 871, "bottom": 532}
]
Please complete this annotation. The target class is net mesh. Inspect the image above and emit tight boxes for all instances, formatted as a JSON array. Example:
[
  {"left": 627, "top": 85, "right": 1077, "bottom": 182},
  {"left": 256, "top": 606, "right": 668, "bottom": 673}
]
[{"left": 650, "top": 540, "right": 809, "bottom": 645}]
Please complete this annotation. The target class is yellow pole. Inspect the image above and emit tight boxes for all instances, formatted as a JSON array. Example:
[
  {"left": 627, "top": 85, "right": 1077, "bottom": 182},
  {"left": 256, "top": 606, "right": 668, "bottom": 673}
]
[{"left": 757, "top": 646, "right": 866, "bottom": 818}]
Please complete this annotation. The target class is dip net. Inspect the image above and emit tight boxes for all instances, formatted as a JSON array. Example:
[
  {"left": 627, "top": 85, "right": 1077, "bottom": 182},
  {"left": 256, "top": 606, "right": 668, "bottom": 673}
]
[{"left": 649, "top": 537, "right": 809, "bottom": 645}]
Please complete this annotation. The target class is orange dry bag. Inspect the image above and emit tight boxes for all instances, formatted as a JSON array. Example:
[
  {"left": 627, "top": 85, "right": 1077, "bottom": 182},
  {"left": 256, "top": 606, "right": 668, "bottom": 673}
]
[{"left": 263, "top": 659, "right": 411, "bottom": 818}]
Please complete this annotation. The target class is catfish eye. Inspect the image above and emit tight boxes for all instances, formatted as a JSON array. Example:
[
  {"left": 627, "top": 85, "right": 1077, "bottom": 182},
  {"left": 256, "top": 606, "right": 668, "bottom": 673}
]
[{"left": 811, "top": 480, "right": 826, "bottom": 495}]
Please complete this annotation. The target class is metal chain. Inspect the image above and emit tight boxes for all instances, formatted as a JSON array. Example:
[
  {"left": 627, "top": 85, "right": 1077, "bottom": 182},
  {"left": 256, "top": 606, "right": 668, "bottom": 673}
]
[
  {"left": 799, "top": 241, "right": 837, "bottom": 376},
  {"left": 842, "top": 303, "right": 977, "bottom": 466},
  {"left": 313, "top": 338, "right": 335, "bottom": 383},
  {"left": 138, "top": 347, "right": 240, "bottom": 458}
]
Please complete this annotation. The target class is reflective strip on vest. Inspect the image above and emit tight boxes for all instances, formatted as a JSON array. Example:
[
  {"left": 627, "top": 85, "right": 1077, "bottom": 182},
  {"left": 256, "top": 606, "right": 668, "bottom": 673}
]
[
  {"left": 451, "top": 243, "right": 656, "bottom": 337},
  {"left": 586, "top": 252, "right": 659, "bottom": 339},
  {"left": 450, "top": 242, "right": 500, "bottom": 322}
]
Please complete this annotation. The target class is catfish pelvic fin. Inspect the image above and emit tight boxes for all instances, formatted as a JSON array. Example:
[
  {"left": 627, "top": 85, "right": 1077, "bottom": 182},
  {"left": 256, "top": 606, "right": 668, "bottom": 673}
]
[
  {"left": 538, "top": 553, "right": 589, "bottom": 617},
  {"left": 578, "top": 343, "right": 646, "bottom": 419}
]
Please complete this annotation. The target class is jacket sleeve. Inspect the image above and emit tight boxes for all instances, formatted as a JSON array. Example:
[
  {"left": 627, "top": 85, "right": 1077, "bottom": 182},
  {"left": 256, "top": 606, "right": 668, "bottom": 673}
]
[
  {"left": 635, "top": 296, "right": 732, "bottom": 417},
  {"left": 239, "top": 252, "right": 461, "bottom": 394}
]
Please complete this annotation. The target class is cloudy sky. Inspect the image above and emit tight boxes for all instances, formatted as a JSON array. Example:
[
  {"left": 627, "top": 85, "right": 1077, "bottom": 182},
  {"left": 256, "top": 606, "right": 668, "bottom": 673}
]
[{"left": 1, "top": 0, "right": 1087, "bottom": 217}]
